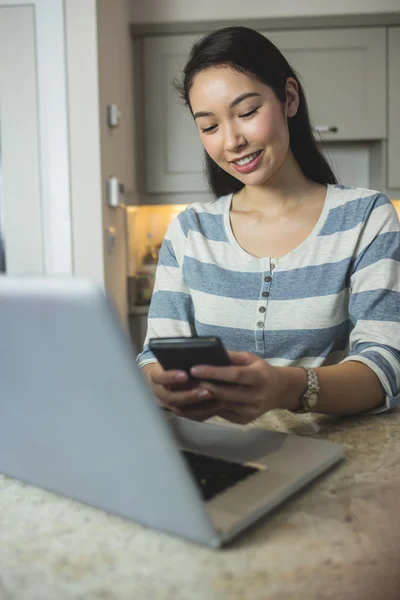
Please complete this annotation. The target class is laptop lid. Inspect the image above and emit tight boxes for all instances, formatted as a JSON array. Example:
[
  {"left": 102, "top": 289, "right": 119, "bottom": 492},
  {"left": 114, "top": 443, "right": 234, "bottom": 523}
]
[{"left": 0, "top": 277, "right": 219, "bottom": 546}]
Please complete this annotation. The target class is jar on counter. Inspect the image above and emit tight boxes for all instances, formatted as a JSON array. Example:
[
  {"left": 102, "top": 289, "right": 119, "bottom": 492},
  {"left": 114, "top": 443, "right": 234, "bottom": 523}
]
[
  {"left": 135, "top": 264, "right": 157, "bottom": 305},
  {"left": 135, "top": 233, "right": 159, "bottom": 305}
]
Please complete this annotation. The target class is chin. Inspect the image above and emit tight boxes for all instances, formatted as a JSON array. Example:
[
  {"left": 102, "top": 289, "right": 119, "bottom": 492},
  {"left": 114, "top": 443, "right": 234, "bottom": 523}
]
[
  {"left": 226, "top": 168, "right": 262, "bottom": 185},
  {"left": 237, "top": 172, "right": 272, "bottom": 188}
]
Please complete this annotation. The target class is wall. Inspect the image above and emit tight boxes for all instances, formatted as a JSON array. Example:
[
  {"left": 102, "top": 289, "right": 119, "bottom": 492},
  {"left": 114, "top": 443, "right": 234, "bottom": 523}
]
[
  {"left": 131, "top": 0, "right": 400, "bottom": 24},
  {"left": 64, "top": 0, "right": 104, "bottom": 284},
  {"left": 0, "top": 0, "right": 72, "bottom": 275},
  {"left": 0, "top": 0, "right": 112, "bottom": 283},
  {"left": 65, "top": 0, "right": 136, "bottom": 323},
  {"left": 96, "top": 0, "right": 137, "bottom": 322}
]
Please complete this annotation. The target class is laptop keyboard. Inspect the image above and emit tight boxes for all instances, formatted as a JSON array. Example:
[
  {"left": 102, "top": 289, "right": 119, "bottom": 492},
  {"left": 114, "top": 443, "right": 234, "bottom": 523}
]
[{"left": 181, "top": 449, "right": 259, "bottom": 501}]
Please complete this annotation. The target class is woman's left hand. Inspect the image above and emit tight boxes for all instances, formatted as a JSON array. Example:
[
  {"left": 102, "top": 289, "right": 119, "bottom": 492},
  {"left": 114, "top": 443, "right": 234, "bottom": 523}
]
[{"left": 171, "top": 351, "right": 291, "bottom": 424}]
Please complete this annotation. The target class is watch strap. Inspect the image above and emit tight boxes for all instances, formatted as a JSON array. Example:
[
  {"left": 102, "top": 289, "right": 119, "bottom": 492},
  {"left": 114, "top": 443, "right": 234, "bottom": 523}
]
[{"left": 295, "top": 367, "right": 320, "bottom": 413}]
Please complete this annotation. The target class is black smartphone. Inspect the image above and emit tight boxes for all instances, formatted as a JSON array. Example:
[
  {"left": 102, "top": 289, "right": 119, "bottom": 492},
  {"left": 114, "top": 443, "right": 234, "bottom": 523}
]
[{"left": 148, "top": 336, "right": 231, "bottom": 377}]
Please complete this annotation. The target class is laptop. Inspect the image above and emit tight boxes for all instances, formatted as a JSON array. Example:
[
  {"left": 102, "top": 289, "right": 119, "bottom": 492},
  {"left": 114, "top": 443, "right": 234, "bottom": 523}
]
[{"left": 0, "top": 277, "right": 344, "bottom": 547}]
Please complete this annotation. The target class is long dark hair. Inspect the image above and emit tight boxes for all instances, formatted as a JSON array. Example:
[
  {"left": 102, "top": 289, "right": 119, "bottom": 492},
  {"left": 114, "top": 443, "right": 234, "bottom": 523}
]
[{"left": 175, "top": 26, "right": 337, "bottom": 198}]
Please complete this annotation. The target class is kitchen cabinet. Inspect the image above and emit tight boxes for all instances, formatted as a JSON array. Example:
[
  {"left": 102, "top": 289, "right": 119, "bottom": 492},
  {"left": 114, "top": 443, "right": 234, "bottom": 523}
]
[
  {"left": 264, "top": 28, "right": 386, "bottom": 142},
  {"left": 142, "top": 34, "right": 205, "bottom": 195},
  {"left": 388, "top": 27, "right": 400, "bottom": 189},
  {"left": 140, "top": 27, "right": 387, "bottom": 196}
]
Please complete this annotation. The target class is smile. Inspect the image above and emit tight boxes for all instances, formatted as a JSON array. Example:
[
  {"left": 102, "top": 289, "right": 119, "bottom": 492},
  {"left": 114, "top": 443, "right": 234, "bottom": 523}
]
[
  {"left": 231, "top": 150, "right": 263, "bottom": 174},
  {"left": 233, "top": 151, "right": 262, "bottom": 166}
]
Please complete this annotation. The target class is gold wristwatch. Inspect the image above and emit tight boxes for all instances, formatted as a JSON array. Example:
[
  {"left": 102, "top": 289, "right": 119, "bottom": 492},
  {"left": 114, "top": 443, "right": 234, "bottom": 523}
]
[{"left": 296, "top": 367, "right": 320, "bottom": 413}]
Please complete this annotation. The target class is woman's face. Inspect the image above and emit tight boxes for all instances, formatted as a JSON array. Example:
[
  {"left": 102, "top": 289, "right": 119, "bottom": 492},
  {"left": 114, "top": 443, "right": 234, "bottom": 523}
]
[{"left": 189, "top": 66, "right": 299, "bottom": 188}]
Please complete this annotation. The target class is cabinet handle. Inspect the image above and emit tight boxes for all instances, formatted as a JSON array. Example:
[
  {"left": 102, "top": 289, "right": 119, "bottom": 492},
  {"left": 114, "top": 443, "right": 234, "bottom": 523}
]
[{"left": 314, "top": 125, "right": 338, "bottom": 133}]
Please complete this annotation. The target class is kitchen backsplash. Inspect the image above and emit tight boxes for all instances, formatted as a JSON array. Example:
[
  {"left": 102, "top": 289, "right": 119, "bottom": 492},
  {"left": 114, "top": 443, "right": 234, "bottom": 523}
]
[{"left": 126, "top": 204, "right": 188, "bottom": 277}]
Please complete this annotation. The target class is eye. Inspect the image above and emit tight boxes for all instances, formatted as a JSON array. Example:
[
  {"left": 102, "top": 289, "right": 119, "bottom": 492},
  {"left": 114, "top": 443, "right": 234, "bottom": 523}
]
[
  {"left": 201, "top": 124, "right": 218, "bottom": 134},
  {"left": 240, "top": 107, "right": 259, "bottom": 118}
]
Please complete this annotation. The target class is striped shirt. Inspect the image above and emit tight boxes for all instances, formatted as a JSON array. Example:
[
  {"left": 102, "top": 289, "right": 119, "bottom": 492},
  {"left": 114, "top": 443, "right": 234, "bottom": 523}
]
[{"left": 137, "top": 184, "right": 400, "bottom": 411}]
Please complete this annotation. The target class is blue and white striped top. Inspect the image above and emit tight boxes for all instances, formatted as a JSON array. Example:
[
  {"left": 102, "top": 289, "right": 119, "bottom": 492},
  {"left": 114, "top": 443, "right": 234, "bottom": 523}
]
[{"left": 137, "top": 185, "right": 400, "bottom": 410}]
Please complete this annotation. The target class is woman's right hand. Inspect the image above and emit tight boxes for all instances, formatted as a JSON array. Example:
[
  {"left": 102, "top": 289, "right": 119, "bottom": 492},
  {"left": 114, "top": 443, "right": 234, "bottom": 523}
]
[{"left": 142, "top": 362, "right": 223, "bottom": 421}]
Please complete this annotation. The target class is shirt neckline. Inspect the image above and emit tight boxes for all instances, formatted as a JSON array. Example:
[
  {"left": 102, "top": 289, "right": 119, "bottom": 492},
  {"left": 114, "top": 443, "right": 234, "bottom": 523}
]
[{"left": 223, "top": 184, "right": 332, "bottom": 266}]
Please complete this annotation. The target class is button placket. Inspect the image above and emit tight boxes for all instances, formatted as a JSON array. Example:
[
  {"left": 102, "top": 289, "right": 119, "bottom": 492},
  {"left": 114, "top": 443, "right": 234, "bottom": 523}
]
[
  {"left": 256, "top": 274, "right": 270, "bottom": 332},
  {"left": 256, "top": 258, "right": 278, "bottom": 349},
  {"left": 270, "top": 257, "right": 279, "bottom": 272}
]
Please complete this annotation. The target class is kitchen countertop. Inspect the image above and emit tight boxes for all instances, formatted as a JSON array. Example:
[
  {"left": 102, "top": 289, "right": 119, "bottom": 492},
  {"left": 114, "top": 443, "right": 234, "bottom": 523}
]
[
  {"left": 1, "top": 408, "right": 400, "bottom": 600},
  {"left": 128, "top": 304, "right": 150, "bottom": 316}
]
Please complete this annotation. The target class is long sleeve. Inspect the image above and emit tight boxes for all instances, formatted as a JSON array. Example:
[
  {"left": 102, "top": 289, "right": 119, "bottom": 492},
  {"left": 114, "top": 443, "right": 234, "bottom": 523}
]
[
  {"left": 342, "top": 193, "right": 400, "bottom": 410},
  {"left": 137, "top": 213, "right": 196, "bottom": 368}
]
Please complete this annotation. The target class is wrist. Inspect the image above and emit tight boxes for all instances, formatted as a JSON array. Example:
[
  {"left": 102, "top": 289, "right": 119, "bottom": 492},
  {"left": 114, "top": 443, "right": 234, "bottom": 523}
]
[{"left": 277, "top": 367, "right": 308, "bottom": 411}]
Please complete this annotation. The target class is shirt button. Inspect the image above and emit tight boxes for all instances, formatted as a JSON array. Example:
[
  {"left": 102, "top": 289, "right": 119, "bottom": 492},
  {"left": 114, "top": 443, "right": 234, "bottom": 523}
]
[
  {"left": 270, "top": 263, "right": 275, "bottom": 270},
  {"left": 264, "top": 276, "right": 272, "bottom": 283},
  {"left": 257, "top": 321, "right": 264, "bottom": 328},
  {"left": 259, "top": 306, "right": 266, "bottom": 313},
  {"left": 262, "top": 291, "right": 269, "bottom": 298}
]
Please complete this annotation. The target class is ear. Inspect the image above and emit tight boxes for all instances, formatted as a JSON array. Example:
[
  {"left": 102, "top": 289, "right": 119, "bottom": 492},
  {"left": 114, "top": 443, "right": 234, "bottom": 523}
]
[{"left": 285, "top": 77, "right": 300, "bottom": 118}]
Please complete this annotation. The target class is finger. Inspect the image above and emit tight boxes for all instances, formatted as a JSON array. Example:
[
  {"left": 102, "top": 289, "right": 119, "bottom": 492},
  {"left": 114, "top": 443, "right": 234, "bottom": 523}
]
[
  {"left": 163, "top": 385, "right": 214, "bottom": 407},
  {"left": 190, "top": 363, "right": 256, "bottom": 386},
  {"left": 200, "top": 382, "right": 266, "bottom": 411},
  {"left": 196, "top": 381, "right": 251, "bottom": 404},
  {"left": 175, "top": 400, "right": 224, "bottom": 422},
  {"left": 151, "top": 368, "right": 189, "bottom": 387},
  {"left": 151, "top": 381, "right": 193, "bottom": 404}
]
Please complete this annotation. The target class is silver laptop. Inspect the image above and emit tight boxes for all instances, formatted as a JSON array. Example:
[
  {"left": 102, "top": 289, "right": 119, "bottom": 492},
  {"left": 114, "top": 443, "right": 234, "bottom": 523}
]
[{"left": 0, "top": 277, "right": 344, "bottom": 548}]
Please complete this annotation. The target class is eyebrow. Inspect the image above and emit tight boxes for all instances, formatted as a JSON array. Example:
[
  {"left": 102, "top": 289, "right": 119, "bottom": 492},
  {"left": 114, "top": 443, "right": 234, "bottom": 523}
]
[{"left": 193, "top": 92, "right": 262, "bottom": 120}]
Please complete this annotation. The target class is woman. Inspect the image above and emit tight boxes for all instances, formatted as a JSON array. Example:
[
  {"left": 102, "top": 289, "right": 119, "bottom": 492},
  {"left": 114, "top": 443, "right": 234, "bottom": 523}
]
[{"left": 137, "top": 26, "right": 400, "bottom": 423}]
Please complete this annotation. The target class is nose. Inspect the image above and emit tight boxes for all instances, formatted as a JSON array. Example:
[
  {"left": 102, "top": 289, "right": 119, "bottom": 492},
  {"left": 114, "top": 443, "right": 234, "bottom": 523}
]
[{"left": 223, "top": 122, "right": 247, "bottom": 154}]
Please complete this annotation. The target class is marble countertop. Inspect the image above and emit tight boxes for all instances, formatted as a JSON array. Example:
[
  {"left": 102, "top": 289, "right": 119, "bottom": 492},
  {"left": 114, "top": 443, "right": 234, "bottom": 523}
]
[{"left": 1, "top": 408, "right": 400, "bottom": 600}]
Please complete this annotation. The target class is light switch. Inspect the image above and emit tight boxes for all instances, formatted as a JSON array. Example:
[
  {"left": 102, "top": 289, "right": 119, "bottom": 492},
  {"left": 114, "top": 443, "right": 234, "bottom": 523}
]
[
  {"left": 107, "top": 176, "right": 125, "bottom": 207},
  {"left": 107, "top": 104, "right": 121, "bottom": 128}
]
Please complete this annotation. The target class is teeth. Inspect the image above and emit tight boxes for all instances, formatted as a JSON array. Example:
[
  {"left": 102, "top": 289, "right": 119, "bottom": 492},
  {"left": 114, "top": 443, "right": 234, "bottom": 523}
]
[{"left": 235, "top": 152, "right": 260, "bottom": 166}]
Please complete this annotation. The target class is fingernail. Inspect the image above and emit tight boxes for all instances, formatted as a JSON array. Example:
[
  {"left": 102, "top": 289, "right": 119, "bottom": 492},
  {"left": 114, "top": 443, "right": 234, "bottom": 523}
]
[
  {"left": 197, "top": 389, "right": 211, "bottom": 400},
  {"left": 175, "top": 371, "right": 187, "bottom": 382},
  {"left": 191, "top": 366, "right": 204, "bottom": 377}
]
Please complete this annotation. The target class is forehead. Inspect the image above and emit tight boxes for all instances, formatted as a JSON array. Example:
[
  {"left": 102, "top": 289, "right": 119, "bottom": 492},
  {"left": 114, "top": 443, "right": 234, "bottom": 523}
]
[{"left": 189, "top": 66, "right": 266, "bottom": 107}]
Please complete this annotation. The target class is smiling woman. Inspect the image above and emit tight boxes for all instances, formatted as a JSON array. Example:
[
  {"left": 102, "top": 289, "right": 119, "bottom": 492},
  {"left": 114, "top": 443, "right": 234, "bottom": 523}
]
[
  {"left": 175, "top": 26, "right": 337, "bottom": 198},
  {"left": 137, "top": 26, "right": 400, "bottom": 425},
  {"left": 190, "top": 69, "right": 291, "bottom": 183}
]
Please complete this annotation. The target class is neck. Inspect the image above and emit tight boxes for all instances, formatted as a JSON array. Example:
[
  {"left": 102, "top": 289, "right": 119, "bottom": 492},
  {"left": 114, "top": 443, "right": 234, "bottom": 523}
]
[{"left": 236, "top": 151, "right": 324, "bottom": 213}]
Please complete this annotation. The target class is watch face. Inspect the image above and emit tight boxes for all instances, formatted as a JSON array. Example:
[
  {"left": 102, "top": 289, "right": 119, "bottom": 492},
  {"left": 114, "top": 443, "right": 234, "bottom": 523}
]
[{"left": 308, "top": 392, "right": 319, "bottom": 408}]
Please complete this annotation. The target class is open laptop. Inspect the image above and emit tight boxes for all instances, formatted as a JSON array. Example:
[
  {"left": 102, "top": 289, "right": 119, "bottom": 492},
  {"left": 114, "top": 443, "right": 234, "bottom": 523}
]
[{"left": 0, "top": 277, "right": 344, "bottom": 547}]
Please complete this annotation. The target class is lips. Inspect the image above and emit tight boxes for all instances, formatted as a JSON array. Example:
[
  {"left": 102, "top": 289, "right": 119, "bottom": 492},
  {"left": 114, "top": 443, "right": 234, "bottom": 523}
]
[
  {"left": 231, "top": 150, "right": 263, "bottom": 175},
  {"left": 232, "top": 151, "right": 261, "bottom": 166}
]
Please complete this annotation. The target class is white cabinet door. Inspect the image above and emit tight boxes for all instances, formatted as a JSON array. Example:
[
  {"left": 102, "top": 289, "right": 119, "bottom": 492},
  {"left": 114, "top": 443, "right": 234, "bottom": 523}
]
[
  {"left": 0, "top": 5, "right": 44, "bottom": 273},
  {"left": 143, "top": 35, "right": 207, "bottom": 194},
  {"left": 265, "top": 27, "right": 386, "bottom": 142},
  {"left": 388, "top": 27, "right": 400, "bottom": 190},
  {"left": 142, "top": 27, "right": 387, "bottom": 195}
]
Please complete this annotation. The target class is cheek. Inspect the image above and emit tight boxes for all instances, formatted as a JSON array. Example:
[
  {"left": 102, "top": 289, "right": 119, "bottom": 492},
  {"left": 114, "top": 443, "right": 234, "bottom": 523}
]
[
  {"left": 201, "top": 136, "right": 221, "bottom": 161},
  {"left": 249, "top": 109, "right": 287, "bottom": 144}
]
